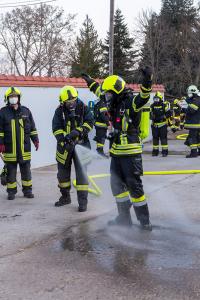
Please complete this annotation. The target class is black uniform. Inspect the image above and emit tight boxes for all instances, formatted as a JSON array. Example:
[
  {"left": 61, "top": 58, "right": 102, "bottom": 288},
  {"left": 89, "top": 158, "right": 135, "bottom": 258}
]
[
  {"left": 86, "top": 77, "right": 152, "bottom": 228},
  {"left": 150, "top": 100, "right": 171, "bottom": 156},
  {"left": 0, "top": 105, "right": 38, "bottom": 195},
  {"left": 94, "top": 98, "right": 109, "bottom": 154},
  {"left": 184, "top": 95, "right": 200, "bottom": 157},
  {"left": 52, "top": 99, "right": 93, "bottom": 208}
]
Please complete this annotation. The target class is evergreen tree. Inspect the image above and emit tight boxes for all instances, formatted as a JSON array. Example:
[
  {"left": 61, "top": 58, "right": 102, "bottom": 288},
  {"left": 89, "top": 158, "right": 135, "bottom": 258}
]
[
  {"left": 102, "top": 9, "right": 138, "bottom": 82},
  {"left": 137, "top": 0, "right": 198, "bottom": 96},
  {"left": 70, "top": 15, "right": 102, "bottom": 78}
]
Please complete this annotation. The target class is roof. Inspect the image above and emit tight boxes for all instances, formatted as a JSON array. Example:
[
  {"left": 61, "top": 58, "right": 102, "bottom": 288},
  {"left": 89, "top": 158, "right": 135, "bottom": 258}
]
[{"left": 0, "top": 74, "right": 165, "bottom": 92}]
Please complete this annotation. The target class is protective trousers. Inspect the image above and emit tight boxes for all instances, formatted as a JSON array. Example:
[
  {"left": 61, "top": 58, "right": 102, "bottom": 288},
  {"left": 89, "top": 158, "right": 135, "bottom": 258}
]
[
  {"left": 110, "top": 155, "right": 150, "bottom": 225},
  {"left": 95, "top": 127, "right": 107, "bottom": 152},
  {"left": 185, "top": 129, "right": 200, "bottom": 155},
  {"left": 151, "top": 124, "right": 168, "bottom": 155},
  {"left": 6, "top": 161, "right": 32, "bottom": 195},
  {"left": 57, "top": 151, "right": 88, "bottom": 206}
]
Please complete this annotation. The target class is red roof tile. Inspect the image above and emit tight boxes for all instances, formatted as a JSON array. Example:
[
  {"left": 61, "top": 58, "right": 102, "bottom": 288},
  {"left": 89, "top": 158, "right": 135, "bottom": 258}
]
[{"left": 0, "top": 74, "right": 165, "bottom": 92}]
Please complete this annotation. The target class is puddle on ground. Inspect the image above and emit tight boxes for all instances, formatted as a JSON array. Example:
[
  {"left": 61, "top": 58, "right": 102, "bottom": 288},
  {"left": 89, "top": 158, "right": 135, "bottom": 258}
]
[{"left": 50, "top": 214, "right": 200, "bottom": 278}]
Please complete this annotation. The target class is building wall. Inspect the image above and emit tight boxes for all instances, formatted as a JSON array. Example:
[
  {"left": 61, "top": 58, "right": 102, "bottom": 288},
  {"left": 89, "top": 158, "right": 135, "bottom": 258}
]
[{"left": 0, "top": 86, "right": 162, "bottom": 169}]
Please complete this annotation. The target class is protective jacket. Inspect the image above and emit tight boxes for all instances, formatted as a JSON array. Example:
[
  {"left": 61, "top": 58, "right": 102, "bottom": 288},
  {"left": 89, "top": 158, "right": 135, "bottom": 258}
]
[
  {"left": 0, "top": 105, "right": 38, "bottom": 163},
  {"left": 184, "top": 95, "right": 200, "bottom": 129},
  {"left": 88, "top": 80, "right": 152, "bottom": 157},
  {"left": 150, "top": 100, "right": 171, "bottom": 127},
  {"left": 94, "top": 99, "right": 109, "bottom": 128},
  {"left": 52, "top": 99, "right": 93, "bottom": 165},
  {"left": 172, "top": 99, "right": 182, "bottom": 117}
]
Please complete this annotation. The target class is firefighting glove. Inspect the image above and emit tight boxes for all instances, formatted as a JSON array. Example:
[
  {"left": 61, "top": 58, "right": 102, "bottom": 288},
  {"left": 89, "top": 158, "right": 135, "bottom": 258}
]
[
  {"left": 65, "top": 130, "right": 80, "bottom": 145},
  {"left": 0, "top": 144, "right": 5, "bottom": 153},
  {"left": 141, "top": 66, "right": 153, "bottom": 86},
  {"left": 0, "top": 166, "right": 7, "bottom": 186},
  {"left": 81, "top": 73, "right": 94, "bottom": 86},
  {"left": 34, "top": 141, "right": 39, "bottom": 151},
  {"left": 171, "top": 127, "right": 177, "bottom": 133}
]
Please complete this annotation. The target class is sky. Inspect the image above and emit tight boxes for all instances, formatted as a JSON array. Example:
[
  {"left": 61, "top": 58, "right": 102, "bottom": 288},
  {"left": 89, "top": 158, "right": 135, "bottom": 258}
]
[{"left": 50, "top": 0, "right": 162, "bottom": 38}]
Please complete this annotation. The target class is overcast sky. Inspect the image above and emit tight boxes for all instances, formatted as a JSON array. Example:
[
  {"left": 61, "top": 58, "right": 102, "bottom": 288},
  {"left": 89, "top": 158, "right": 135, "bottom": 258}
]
[{"left": 55, "top": 0, "right": 162, "bottom": 38}]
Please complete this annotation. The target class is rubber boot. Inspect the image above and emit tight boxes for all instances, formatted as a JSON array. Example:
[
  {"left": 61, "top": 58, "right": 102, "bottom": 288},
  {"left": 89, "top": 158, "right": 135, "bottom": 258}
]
[
  {"left": 152, "top": 149, "right": 159, "bottom": 156},
  {"left": 7, "top": 193, "right": 15, "bottom": 200},
  {"left": 108, "top": 201, "right": 133, "bottom": 227},
  {"left": 55, "top": 191, "right": 71, "bottom": 207},
  {"left": 186, "top": 149, "right": 198, "bottom": 158},
  {"left": 77, "top": 191, "right": 88, "bottom": 212},
  {"left": 24, "top": 191, "right": 34, "bottom": 198},
  {"left": 96, "top": 147, "right": 108, "bottom": 158},
  {"left": 162, "top": 149, "right": 168, "bottom": 157},
  {"left": 133, "top": 204, "right": 152, "bottom": 231}
]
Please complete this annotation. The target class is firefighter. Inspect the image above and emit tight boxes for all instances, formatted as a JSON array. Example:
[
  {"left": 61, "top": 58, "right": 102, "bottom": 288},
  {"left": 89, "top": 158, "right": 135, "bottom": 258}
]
[
  {"left": 172, "top": 98, "right": 182, "bottom": 131},
  {"left": 184, "top": 85, "right": 200, "bottom": 158},
  {"left": 93, "top": 95, "right": 109, "bottom": 157},
  {"left": 180, "top": 97, "right": 187, "bottom": 129},
  {"left": 0, "top": 87, "right": 39, "bottom": 200},
  {"left": 52, "top": 85, "right": 93, "bottom": 211},
  {"left": 82, "top": 67, "right": 153, "bottom": 230},
  {"left": 150, "top": 91, "right": 171, "bottom": 157}
]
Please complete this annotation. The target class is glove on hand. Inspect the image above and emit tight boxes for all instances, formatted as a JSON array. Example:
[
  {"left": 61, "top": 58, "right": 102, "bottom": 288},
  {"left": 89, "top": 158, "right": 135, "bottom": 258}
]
[
  {"left": 0, "top": 144, "right": 5, "bottom": 153},
  {"left": 141, "top": 66, "right": 153, "bottom": 86},
  {"left": 171, "top": 127, "right": 177, "bottom": 133},
  {"left": 34, "top": 141, "right": 39, "bottom": 151},
  {"left": 81, "top": 73, "right": 93, "bottom": 86},
  {"left": 65, "top": 130, "right": 80, "bottom": 144}
]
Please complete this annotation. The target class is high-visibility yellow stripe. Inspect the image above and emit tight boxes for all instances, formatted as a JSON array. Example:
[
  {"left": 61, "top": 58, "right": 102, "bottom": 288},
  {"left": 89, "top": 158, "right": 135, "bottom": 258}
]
[
  {"left": 54, "top": 129, "right": 65, "bottom": 136},
  {"left": 30, "top": 131, "right": 38, "bottom": 136},
  {"left": 111, "top": 142, "right": 142, "bottom": 150},
  {"left": 11, "top": 119, "right": 16, "bottom": 157},
  {"left": 184, "top": 124, "right": 200, "bottom": 128},
  {"left": 59, "top": 181, "right": 71, "bottom": 188},
  {"left": 89, "top": 82, "right": 96, "bottom": 89},
  {"left": 0, "top": 132, "right": 4, "bottom": 137},
  {"left": 130, "top": 194, "right": 145, "bottom": 203},
  {"left": 99, "top": 107, "right": 107, "bottom": 112},
  {"left": 116, "top": 191, "right": 129, "bottom": 199},
  {"left": 110, "top": 148, "right": 142, "bottom": 155},
  {"left": 66, "top": 121, "right": 71, "bottom": 134},
  {"left": 95, "top": 122, "right": 107, "bottom": 128},
  {"left": 76, "top": 184, "right": 88, "bottom": 191},
  {"left": 161, "top": 145, "right": 168, "bottom": 149},
  {"left": 97, "top": 143, "right": 104, "bottom": 147},
  {"left": 83, "top": 123, "right": 92, "bottom": 131},
  {"left": 189, "top": 104, "right": 198, "bottom": 111},
  {"left": 7, "top": 182, "right": 17, "bottom": 189},
  {"left": 22, "top": 180, "right": 32, "bottom": 187}
]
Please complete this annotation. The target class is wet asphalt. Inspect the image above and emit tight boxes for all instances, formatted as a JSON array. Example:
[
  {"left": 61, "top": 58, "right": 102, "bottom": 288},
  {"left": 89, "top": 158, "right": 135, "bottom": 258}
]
[{"left": 1, "top": 151, "right": 200, "bottom": 299}]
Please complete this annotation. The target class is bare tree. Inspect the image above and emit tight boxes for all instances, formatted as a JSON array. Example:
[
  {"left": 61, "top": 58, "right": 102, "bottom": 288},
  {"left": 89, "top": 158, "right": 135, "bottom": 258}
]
[{"left": 0, "top": 4, "right": 75, "bottom": 76}]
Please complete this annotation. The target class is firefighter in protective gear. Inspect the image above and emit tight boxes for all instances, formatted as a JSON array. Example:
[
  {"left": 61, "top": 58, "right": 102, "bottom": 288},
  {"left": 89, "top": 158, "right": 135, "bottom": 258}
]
[
  {"left": 82, "top": 68, "right": 153, "bottom": 230},
  {"left": 180, "top": 97, "right": 187, "bottom": 129},
  {"left": 184, "top": 85, "right": 200, "bottom": 158},
  {"left": 150, "top": 91, "right": 171, "bottom": 157},
  {"left": 93, "top": 95, "right": 109, "bottom": 157},
  {"left": 0, "top": 87, "right": 39, "bottom": 200},
  {"left": 172, "top": 98, "right": 182, "bottom": 131},
  {"left": 52, "top": 85, "right": 93, "bottom": 211}
]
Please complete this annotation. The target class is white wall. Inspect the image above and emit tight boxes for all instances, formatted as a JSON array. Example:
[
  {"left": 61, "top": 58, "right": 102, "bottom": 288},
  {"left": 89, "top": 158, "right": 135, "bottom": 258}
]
[
  {"left": 0, "top": 87, "right": 96, "bottom": 169},
  {"left": 0, "top": 86, "right": 160, "bottom": 169}
]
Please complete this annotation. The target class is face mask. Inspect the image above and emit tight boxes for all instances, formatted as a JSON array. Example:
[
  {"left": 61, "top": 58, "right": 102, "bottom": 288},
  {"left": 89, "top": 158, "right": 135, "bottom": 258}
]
[
  {"left": 65, "top": 100, "right": 76, "bottom": 112},
  {"left": 9, "top": 97, "right": 18, "bottom": 105},
  {"left": 187, "top": 93, "right": 193, "bottom": 98}
]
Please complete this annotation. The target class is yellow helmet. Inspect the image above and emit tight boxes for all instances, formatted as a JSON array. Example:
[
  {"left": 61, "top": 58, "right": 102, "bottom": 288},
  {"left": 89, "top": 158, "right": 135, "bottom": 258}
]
[
  {"left": 59, "top": 86, "right": 78, "bottom": 103},
  {"left": 154, "top": 91, "right": 163, "bottom": 100},
  {"left": 4, "top": 87, "right": 21, "bottom": 102},
  {"left": 101, "top": 75, "right": 126, "bottom": 94}
]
